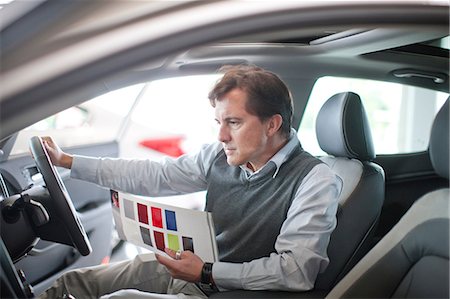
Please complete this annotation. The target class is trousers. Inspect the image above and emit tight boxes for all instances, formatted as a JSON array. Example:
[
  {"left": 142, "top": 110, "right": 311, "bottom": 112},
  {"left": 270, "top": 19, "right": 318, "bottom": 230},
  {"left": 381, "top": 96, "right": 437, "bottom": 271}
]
[{"left": 38, "top": 254, "right": 208, "bottom": 299}]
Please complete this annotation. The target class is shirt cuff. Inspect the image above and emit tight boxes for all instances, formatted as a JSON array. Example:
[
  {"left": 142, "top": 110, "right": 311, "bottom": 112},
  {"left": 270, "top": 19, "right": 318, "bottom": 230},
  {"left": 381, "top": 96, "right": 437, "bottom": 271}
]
[
  {"left": 212, "top": 262, "right": 244, "bottom": 291},
  {"left": 70, "top": 155, "right": 100, "bottom": 182}
]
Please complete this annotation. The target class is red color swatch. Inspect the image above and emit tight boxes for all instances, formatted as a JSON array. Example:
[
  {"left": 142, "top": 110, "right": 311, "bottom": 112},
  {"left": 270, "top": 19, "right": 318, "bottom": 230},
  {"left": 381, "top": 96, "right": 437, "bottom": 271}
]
[
  {"left": 137, "top": 203, "right": 149, "bottom": 224},
  {"left": 151, "top": 207, "right": 163, "bottom": 228},
  {"left": 154, "top": 231, "right": 165, "bottom": 251}
]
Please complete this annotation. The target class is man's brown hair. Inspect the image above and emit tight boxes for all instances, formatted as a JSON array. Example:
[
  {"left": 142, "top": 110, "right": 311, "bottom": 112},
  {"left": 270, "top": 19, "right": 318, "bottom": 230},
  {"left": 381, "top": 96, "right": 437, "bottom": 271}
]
[{"left": 208, "top": 65, "right": 293, "bottom": 138}]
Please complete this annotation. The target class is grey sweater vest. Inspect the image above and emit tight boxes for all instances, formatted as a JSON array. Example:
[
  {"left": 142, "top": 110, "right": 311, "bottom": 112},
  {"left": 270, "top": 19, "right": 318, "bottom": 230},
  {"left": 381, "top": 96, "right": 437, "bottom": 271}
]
[{"left": 205, "top": 145, "right": 322, "bottom": 263}]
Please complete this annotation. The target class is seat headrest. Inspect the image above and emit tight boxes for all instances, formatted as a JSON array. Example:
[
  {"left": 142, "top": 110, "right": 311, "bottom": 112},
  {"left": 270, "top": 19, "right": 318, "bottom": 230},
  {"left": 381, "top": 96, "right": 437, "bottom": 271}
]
[
  {"left": 316, "top": 92, "right": 375, "bottom": 161},
  {"left": 429, "top": 99, "right": 449, "bottom": 179}
]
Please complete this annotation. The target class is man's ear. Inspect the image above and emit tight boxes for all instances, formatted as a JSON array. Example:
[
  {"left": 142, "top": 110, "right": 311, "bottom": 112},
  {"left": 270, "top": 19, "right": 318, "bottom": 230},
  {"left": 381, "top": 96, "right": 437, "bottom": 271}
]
[{"left": 267, "top": 114, "right": 283, "bottom": 136}]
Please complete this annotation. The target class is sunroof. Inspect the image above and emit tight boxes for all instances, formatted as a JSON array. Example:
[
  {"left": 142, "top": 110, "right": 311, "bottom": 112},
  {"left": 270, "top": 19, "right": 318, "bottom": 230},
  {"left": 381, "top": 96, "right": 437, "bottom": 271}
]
[
  {"left": 264, "top": 28, "right": 371, "bottom": 45},
  {"left": 421, "top": 36, "right": 450, "bottom": 50},
  {"left": 269, "top": 31, "right": 338, "bottom": 44},
  {"left": 388, "top": 35, "right": 449, "bottom": 58}
]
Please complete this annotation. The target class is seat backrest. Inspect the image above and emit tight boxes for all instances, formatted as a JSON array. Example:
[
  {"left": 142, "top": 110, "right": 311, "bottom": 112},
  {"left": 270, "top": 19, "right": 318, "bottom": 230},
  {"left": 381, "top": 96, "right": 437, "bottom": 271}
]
[
  {"left": 326, "top": 99, "right": 449, "bottom": 299},
  {"left": 314, "top": 92, "right": 385, "bottom": 290}
]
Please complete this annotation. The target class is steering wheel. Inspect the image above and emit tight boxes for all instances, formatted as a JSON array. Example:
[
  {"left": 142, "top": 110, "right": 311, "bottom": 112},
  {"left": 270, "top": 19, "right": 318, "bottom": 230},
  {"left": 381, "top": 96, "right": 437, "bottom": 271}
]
[{"left": 29, "top": 136, "right": 92, "bottom": 256}]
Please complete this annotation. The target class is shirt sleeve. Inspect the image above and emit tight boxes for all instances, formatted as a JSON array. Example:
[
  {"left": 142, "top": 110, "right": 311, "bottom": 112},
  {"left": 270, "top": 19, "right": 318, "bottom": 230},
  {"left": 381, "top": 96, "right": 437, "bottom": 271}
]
[
  {"left": 70, "top": 142, "right": 222, "bottom": 196},
  {"left": 212, "top": 163, "right": 342, "bottom": 291}
]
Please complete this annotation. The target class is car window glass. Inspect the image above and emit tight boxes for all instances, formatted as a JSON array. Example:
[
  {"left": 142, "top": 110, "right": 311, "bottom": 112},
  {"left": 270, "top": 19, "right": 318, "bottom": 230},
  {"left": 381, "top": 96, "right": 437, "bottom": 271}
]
[
  {"left": 10, "top": 84, "right": 142, "bottom": 156},
  {"left": 119, "top": 75, "right": 221, "bottom": 160},
  {"left": 298, "top": 76, "right": 448, "bottom": 156}
]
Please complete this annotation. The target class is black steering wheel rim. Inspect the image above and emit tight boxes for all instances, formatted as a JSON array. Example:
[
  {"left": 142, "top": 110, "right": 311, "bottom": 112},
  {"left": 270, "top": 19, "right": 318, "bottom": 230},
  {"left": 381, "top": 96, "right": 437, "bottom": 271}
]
[{"left": 29, "top": 136, "right": 91, "bottom": 256}]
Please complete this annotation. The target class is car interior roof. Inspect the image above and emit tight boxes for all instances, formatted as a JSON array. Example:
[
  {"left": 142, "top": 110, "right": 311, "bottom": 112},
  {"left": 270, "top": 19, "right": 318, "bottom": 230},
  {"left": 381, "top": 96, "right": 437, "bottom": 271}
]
[{"left": 118, "top": 27, "right": 449, "bottom": 92}]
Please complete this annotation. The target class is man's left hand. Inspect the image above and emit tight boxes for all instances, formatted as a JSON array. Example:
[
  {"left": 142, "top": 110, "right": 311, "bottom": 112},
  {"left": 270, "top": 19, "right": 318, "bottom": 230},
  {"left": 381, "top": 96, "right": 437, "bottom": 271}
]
[{"left": 156, "top": 248, "right": 204, "bottom": 282}]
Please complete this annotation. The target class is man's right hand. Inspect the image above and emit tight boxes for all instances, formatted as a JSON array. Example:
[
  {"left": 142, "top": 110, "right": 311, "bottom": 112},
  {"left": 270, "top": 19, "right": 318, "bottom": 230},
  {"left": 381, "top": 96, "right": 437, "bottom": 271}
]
[{"left": 41, "top": 136, "right": 73, "bottom": 169}]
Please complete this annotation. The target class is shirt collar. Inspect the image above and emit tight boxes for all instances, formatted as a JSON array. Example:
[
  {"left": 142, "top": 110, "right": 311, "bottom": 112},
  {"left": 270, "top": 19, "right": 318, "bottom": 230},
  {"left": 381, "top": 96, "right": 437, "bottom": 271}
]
[{"left": 240, "top": 128, "right": 300, "bottom": 179}]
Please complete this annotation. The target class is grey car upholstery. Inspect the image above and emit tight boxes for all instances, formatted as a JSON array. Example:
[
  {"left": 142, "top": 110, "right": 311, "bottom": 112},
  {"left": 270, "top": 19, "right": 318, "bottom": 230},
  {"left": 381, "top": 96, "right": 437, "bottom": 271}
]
[
  {"left": 326, "top": 99, "right": 449, "bottom": 299},
  {"left": 210, "top": 92, "right": 385, "bottom": 298},
  {"left": 316, "top": 92, "right": 375, "bottom": 161},
  {"left": 314, "top": 92, "right": 385, "bottom": 290}
]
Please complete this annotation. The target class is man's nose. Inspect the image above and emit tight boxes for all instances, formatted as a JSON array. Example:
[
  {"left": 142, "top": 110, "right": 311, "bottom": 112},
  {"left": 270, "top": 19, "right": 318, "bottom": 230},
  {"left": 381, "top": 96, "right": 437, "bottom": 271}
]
[{"left": 218, "top": 125, "right": 230, "bottom": 143}]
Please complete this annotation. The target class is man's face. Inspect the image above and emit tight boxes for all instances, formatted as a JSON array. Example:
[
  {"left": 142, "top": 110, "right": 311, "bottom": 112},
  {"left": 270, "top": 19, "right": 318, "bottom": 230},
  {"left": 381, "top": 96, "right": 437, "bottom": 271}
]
[{"left": 214, "top": 88, "right": 272, "bottom": 171}]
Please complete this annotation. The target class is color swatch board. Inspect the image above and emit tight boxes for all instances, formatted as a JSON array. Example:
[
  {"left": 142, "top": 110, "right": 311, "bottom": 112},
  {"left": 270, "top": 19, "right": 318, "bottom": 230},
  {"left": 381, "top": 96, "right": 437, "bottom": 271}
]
[{"left": 110, "top": 190, "right": 218, "bottom": 262}]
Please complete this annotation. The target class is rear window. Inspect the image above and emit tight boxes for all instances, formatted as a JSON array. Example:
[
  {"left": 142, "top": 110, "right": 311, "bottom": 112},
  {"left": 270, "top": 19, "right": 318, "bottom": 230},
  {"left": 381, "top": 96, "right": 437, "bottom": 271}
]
[{"left": 298, "top": 76, "right": 448, "bottom": 156}]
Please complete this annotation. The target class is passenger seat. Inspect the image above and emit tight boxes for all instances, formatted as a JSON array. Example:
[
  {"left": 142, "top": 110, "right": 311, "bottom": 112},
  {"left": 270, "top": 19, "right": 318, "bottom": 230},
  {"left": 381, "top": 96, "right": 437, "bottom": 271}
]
[
  {"left": 326, "top": 99, "right": 449, "bottom": 298},
  {"left": 313, "top": 91, "right": 385, "bottom": 291}
]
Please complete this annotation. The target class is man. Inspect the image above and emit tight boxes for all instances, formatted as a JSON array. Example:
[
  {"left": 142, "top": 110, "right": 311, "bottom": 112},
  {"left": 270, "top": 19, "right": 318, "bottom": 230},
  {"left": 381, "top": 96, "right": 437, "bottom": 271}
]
[{"left": 40, "top": 65, "right": 341, "bottom": 299}]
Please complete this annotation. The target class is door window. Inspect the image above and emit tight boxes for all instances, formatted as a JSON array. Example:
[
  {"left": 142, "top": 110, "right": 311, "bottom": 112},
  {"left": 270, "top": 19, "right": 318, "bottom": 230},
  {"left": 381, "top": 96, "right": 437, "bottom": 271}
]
[
  {"left": 10, "top": 84, "right": 142, "bottom": 156},
  {"left": 119, "top": 75, "right": 220, "bottom": 160}
]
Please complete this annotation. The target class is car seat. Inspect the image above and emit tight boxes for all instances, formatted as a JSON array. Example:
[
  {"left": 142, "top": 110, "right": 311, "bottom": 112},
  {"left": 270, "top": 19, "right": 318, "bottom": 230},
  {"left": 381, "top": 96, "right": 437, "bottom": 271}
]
[
  {"left": 313, "top": 91, "right": 385, "bottom": 291},
  {"left": 326, "top": 99, "right": 449, "bottom": 298}
]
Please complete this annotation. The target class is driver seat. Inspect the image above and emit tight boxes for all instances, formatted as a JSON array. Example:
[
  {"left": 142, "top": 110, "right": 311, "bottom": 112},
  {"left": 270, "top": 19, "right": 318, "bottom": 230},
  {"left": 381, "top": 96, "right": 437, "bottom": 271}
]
[{"left": 326, "top": 99, "right": 449, "bottom": 298}]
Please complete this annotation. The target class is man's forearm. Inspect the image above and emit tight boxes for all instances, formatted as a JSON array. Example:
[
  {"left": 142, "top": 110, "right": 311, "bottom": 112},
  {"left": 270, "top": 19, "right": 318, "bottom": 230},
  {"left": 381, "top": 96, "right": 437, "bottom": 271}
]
[{"left": 62, "top": 154, "right": 73, "bottom": 169}]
